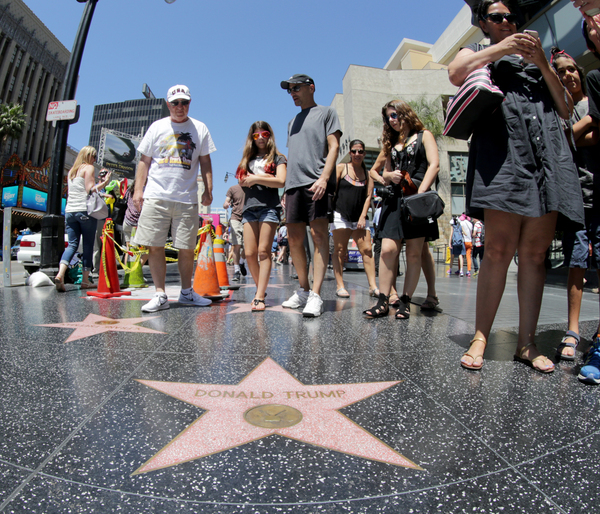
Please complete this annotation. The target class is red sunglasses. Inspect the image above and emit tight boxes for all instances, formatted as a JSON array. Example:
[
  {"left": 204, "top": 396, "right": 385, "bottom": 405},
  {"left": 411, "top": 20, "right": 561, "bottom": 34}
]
[{"left": 252, "top": 131, "right": 271, "bottom": 140}]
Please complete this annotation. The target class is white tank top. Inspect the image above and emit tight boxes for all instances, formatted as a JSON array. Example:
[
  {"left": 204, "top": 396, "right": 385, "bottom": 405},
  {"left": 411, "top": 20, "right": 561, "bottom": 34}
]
[{"left": 65, "top": 176, "right": 89, "bottom": 213}]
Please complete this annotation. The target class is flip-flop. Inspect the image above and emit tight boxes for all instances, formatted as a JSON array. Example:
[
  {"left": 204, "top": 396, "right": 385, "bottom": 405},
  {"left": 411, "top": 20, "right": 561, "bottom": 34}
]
[
  {"left": 556, "top": 330, "right": 580, "bottom": 361},
  {"left": 336, "top": 288, "right": 350, "bottom": 298},
  {"left": 460, "top": 337, "right": 487, "bottom": 370},
  {"left": 514, "top": 342, "right": 555, "bottom": 373}
]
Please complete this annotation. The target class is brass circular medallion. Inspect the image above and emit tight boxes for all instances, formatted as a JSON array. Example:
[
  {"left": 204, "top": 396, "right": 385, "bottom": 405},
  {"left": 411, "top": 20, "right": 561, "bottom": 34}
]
[
  {"left": 94, "top": 320, "right": 119, "bottom": 325},
  {"left": 244, "top": 404, "right": 303, "bottom": 429}
]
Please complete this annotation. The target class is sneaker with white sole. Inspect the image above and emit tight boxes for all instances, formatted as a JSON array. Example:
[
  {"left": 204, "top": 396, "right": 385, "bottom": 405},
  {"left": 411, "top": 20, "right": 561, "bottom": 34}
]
[
  {"left": 179, "top": 290, "right": 212, "bottom": 307},
  {"left": 302, "top": 290, "right": 323, "bottom": 317},
  {"left": 142, "top": 293, "right": 169, "bottom": 313},
  {"left": 579, "top": 337, "right": 600, "bottom": 385},
  {"left": 282, "top": 289, "right": 309, "bottom": 309}
]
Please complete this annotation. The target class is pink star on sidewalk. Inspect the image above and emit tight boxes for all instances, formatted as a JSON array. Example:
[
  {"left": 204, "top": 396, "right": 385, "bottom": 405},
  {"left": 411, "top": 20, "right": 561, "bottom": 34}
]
[
  {"left": 36, "top": 313, "right": 165, "bottom": 343},
  {"left": 133, "top": 358, "right": 420, "bottom": 474}
]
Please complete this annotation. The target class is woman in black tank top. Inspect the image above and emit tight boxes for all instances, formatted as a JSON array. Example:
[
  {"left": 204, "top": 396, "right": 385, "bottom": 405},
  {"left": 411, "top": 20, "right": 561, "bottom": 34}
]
[{"left": 330, "top": 140, "right": 378, "bottom": 298}]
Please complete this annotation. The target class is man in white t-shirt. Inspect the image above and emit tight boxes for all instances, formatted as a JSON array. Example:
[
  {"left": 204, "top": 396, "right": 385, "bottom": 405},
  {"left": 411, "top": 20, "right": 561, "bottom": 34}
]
[{"left": 133, "top": 84, "right": 216, "bottom": 313}]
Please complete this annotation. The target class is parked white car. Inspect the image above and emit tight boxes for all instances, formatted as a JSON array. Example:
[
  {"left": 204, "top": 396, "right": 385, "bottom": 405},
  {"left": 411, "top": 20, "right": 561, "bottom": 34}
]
[{"left": 17, "top": 233, "right": 72, "bottom": 273}]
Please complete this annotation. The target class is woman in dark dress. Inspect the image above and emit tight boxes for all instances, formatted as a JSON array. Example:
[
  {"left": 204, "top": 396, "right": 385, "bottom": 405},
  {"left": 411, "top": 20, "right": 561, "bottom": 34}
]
[
  {"left": 448, "top": 0, "right": 583, "bottom": 372},
  {"left": 364, "top": 99, "right": 440, "bottom": 319}
]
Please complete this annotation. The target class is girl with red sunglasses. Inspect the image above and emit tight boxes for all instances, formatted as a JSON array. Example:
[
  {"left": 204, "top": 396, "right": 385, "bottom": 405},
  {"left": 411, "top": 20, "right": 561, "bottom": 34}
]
[{"left": 235, "top": 121, "right": 287, "bottom": 311}]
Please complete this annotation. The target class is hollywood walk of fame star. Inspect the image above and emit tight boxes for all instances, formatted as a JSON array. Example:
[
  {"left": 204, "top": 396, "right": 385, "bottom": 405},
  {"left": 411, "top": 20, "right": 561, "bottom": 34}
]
[
  {"left": 226, "top": 303, "right": 303, "bottom": 315},
  {"left": 36, "top": 313, "right": 165, "bottom": 343},
  {"left": 133, "top": 358, "right": 421, "bottom": 474}
]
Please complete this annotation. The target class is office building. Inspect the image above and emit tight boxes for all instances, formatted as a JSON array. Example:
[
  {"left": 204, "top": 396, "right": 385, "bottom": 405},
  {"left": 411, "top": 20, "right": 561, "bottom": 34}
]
[
  {"left": 0, "top": 0, "right": 69, "bottom": 167},
  {"left": 88, "top": 98, "right": 169, "bottom": 152}
]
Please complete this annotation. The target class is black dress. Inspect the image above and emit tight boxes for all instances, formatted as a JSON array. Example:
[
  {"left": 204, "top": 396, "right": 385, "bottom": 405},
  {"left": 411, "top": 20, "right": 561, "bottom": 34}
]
[
  {"left": 465, "top": 44, "right": 584, "bottom": 227},
  {"left": 379, "top": 131, "right": 439, "bottom": 241}
]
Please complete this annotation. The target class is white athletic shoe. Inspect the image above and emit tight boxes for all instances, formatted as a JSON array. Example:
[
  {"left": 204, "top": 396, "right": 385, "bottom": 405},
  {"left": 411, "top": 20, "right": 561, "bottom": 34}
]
[
  {"left": 142, "top": 293, "right": 170, "bottom": 313},
  {"left": 282, "top": 289, "right": 309, "bottom": 309},
  {"left": 302, "top": 291, "right": 323, "bottom": 317},
  {"left": 179, "top": 289, "right": 212, "bottom": 307}
]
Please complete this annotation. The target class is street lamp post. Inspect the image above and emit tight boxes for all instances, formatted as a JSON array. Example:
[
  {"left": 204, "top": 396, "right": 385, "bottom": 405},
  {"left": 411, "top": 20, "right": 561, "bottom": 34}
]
[
  {"left": 41, "top": 0, "right": 98, "bottom": 272},
  {"left": 41, "top": 0, "right": 176, "bottom": 273}
]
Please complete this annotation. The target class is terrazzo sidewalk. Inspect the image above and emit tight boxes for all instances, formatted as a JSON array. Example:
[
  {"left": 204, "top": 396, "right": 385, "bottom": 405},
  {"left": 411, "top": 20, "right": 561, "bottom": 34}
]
[{"left": 0, "top": 260, "right": 598, "bottom": 513}]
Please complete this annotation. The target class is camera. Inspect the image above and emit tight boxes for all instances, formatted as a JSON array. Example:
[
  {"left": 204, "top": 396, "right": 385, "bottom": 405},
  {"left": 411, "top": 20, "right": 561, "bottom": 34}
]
[{"left": 376, "top": 185, "right": 395, "bottom": 199}]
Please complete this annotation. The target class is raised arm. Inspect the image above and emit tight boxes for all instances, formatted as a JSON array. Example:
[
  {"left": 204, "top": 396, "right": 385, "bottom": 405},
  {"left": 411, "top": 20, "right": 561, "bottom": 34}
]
[{"left": 448, "top": 34, "right": 536, "bottom": 86}]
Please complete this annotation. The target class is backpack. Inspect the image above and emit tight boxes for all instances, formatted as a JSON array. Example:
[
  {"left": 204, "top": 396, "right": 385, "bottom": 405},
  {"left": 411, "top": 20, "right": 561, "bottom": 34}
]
[{"left": 451, "top": 224, "right": 464, "bottom": 246}]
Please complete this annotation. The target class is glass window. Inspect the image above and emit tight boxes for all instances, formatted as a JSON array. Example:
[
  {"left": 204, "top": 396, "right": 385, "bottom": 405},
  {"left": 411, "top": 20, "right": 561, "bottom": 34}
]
[{"left": 449, "top": 152, "right": 469, "bottom": 215}]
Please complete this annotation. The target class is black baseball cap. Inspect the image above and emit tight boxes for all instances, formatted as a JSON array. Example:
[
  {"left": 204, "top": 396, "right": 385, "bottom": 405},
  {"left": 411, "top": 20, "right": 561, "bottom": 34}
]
[{"left": 280, "top": 74, "right": 315, "bottom": 90}]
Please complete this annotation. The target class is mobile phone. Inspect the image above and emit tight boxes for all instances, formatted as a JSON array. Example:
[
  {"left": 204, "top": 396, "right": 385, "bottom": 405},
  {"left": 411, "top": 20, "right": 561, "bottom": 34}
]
[
  {"left": 524, "top": 29, "right": 539, "bottom": 39},
  {"left": 586, "top": 8, "right": 600, "bottom": 16}
]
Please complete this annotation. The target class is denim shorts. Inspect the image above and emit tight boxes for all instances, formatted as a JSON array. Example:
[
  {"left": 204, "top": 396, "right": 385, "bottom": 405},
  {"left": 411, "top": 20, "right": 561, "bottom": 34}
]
[
  {"left": 242, "top": 206, "right": 280, "bottom": 224},
  {"left": 562, "top": 212, "right": 600, "bottom": 269}
]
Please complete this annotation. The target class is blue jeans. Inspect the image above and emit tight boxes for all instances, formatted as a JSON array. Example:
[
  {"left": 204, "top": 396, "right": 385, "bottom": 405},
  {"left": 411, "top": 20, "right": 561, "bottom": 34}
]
[{"left": 60, "top": 211, "right": 97, "bottom": 271}]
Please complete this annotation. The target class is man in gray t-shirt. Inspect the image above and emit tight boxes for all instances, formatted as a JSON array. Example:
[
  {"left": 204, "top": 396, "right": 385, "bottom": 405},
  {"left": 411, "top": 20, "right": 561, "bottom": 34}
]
[{"left": 279, "top": 74, "right": 342, "bottom": 317}]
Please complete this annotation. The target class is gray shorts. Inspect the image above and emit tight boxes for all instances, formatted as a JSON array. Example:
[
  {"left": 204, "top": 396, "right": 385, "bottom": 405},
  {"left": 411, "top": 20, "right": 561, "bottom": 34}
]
[
  {"left": 133, "top": 198, "right": 199, "bottom": 249},
  {"left": 230, "top": 219, "right": 244, "bottom": 246}
]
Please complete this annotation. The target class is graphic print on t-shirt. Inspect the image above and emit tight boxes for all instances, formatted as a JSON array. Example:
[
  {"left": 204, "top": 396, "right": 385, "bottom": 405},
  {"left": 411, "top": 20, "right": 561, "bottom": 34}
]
[{"left": 157, "top": 132, "right": 197, "bottom": 170}]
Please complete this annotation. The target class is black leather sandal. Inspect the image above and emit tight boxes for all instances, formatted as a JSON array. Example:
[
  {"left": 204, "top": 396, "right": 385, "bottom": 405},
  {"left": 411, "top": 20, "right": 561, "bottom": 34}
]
[
  {"left": 363, "top": 293, "right": 389, "bottom": 318},
  {"left": 395, "top": 294, "right": 411, "bottom": 319}
]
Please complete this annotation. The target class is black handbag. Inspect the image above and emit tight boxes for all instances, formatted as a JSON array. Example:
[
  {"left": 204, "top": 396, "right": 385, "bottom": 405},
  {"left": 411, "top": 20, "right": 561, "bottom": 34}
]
[
  {"left": 111, "top": 196, "right": 127, "bottom": 225},
  {"left": 443, "top": 64, "right": 504, "bottom": 140},
  {"left": 402, "top": 191, "right": 445, "bottom": 226}
]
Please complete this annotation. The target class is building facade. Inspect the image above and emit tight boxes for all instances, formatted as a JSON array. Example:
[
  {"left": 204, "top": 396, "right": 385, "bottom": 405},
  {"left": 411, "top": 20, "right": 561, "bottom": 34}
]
[
  {"left": 88, "top": 98, "right": 169, "bottom": 152},
  {"left": 0, "top": 0, "right": 69, "bottom": 168}
]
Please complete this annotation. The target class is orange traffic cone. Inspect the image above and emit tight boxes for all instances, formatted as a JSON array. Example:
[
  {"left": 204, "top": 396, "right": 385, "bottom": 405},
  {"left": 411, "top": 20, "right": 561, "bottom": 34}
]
[
  {"left": 87, "top": 219, "right": 132, "bottom": 299},
  {"left": 213, "top": 233, "right": 239, "bottom": 291},
  {"left": 192, "top": 233, "right": 224, "bottom": 300}
]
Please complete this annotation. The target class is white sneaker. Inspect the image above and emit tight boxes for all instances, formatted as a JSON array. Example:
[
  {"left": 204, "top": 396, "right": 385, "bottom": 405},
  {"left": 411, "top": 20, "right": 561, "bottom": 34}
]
[
  {"left": 179, "top": 289, "right": 212, "bottom": 307},
  {"left": 302, "top": 290, "right": 323, "bottom": 317},
  {"left": 282, "top": 289, "right": 309, "bottom": 309},
  {"left": 142, "top": 293, "right": 169, "bottom": 313}
]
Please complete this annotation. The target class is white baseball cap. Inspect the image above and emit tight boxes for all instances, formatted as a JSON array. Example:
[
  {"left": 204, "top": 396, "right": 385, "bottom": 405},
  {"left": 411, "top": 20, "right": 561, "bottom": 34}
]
[{"left": 167, "top": 84, "right": 191, "bottom": 102}]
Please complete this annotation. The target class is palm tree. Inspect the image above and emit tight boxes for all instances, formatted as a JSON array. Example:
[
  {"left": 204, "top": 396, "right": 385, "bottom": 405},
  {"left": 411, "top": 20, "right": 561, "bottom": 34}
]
[
  {"left": 0, "top": 102, "right": 27, "bottom": 155},
  {"left": 408, "top": 96, "right": 445, "bottom": 141}
]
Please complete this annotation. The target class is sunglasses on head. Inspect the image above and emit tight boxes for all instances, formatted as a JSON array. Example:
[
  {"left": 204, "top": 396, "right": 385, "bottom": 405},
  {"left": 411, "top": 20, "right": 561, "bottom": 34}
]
[
  {"left": 483, "top": 12, "right": 517, "bottom": 24},
  {"left": 252, "top": 131, "right": 271, "bottom": 140},
  {"left": 350, "top": 149, "right": 365, "bottom": 155},
  {"left": 170, "top": 100, "right": 189, "bottom": 106},
  {"left": 287, "top": 84, "right": 309, "bottom": 94}
]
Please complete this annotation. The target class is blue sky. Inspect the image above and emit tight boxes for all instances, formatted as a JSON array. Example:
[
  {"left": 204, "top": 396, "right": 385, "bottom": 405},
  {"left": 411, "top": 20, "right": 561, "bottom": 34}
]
[{"left": 23, "top": 0, "right": 466, "bottom": 205}]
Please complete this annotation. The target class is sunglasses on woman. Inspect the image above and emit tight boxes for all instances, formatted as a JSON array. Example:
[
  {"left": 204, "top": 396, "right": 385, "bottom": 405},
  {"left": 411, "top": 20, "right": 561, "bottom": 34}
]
[
  {"left": 350, "top": 149, "right": 365, "bottom": 155},
  {"left": 483, "top": 12, "right": 517, "bottom": 24},
  {"left": 252, "top": 131, "right": 271, "bottom": 140},
  {"left": 170, "top": 100, "right": 189, "bottom": 106}
]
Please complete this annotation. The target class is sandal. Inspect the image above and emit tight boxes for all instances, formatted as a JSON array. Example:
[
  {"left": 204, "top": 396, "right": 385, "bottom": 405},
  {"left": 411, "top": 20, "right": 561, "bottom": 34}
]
[
  {"left": 336, "top": 288, "right": 350, "bottom": 298},
  {"left": 389, "top": 294, "right": 400, "bottom": 309},
  {"left": 369, "top": 288, "right": 380, "bottom": 298},
  {"left": 394, "top": 294, "right": 411, "bottom": 319},
  {"left": 514, "top": 342, "right": 555, "bottom": 374},
  {"left": 79, "top": 282, "right": 96, "bottom": 290},
  {"left": 421, "top": 295, "right": 439, "bottom": 310},
  {"left": 460, "top": 337, "right": 487, "bottom": 370},
  {"left": 556, "top": 330, "right": 580, "bottom": 361},
  {"left": 251, "top": 298, "right": 265, "bottom": 312},
  {"left": 363, "top": 293, "right": 389, "bottom": 318},
  {"left": 54, "top": 277, "right": 65, "bottom": 293}
]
